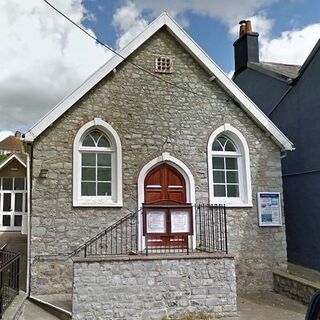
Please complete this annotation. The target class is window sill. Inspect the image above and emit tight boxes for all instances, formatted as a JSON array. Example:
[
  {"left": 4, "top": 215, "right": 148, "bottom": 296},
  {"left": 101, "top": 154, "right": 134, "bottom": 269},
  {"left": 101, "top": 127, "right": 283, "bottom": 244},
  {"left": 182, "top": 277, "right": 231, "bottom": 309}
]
[
  {"left": 73, "top": 199, "right": 123, "bottom": 208},
  {"left": 222, "top": 203, "right": 253, "bottom": 208},
  {"left": 210, "top": 198, "right": 253, "bottom": 208}
]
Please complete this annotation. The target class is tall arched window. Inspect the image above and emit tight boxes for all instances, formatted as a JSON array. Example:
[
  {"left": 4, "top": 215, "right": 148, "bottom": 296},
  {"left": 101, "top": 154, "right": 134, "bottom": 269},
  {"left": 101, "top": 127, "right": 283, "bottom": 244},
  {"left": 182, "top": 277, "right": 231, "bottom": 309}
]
[
  {"left": 73, "top": 118, "right": 122, "bottom": 207},
  {"left": 81, "top": 130, "right": 112, "bottom": 197},
  {"left": 212, "top": 135, "right": 240, "bottom": 198},
  {"left": 208, "top": 124, "right": 252, "bottom": 207}
]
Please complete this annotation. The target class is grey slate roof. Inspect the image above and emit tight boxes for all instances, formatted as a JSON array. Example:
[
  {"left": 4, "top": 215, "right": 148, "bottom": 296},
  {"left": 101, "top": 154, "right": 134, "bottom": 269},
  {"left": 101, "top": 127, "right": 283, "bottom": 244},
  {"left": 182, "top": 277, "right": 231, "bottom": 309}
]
[{"left": 250, "top": 61, "right": 301, "bottom": 79}]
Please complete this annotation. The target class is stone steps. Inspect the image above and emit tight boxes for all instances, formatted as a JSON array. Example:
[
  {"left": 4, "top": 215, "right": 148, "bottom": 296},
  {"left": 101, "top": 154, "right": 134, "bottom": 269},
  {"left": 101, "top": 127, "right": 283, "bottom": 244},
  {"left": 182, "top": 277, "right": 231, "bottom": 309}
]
[{"left": 274, "top": 270, "right": 320, "bottom": 304}]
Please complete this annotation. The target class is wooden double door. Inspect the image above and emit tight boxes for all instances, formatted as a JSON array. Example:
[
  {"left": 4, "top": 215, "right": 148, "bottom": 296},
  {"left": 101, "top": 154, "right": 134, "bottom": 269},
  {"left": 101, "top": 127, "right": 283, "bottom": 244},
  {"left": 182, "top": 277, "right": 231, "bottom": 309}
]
[
  {"left": 144, "top": 163, "right": 189, "bottom": 248},
  {"left": 144, "top": 163, "right": 186, "bottom": 203}
]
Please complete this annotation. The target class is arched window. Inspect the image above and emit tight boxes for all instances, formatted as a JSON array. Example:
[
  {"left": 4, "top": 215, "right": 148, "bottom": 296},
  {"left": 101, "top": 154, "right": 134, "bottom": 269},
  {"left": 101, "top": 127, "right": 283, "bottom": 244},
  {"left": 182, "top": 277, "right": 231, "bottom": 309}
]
[
  {"left": 212, "top": 135, "right": 240, "bottom": 198},
  {"left": 208, "top": 124, "right": 252, "bottom": 207},
  {"left": 73, "top": 118, "right": 122, "bottom": 207},
  {"left": 80, "top": 130, "right": 112, "bottom": 197}
]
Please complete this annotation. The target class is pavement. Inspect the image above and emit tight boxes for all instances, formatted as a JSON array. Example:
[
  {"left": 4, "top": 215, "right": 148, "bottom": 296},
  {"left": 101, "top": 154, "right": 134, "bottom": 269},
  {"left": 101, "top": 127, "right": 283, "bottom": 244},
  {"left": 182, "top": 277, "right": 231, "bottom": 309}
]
[
  {"left": 224, "top": 291, "right": 307, "bottom": 320},
  {"left": 3, "top": 290, "right": 307, "bottom": 319}
]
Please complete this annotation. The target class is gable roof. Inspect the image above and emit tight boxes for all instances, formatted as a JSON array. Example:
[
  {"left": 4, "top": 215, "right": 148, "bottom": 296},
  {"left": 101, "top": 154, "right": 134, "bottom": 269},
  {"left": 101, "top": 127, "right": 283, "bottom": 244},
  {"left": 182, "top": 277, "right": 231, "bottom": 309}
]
[
  {"left": 24, "top": 13, "right": 294, "bottom": 151},
  {"left": 249, "top": 61, "right": 301, "bottom": 80},
  {"left": 0, "top": 135, "right": 23, "bottom": 152},
  {"left": 0, "top": 153, "right": 26, "bottom": 170},
  {"left": 244, "top": 38, "right": 320, "bottom": 83}
]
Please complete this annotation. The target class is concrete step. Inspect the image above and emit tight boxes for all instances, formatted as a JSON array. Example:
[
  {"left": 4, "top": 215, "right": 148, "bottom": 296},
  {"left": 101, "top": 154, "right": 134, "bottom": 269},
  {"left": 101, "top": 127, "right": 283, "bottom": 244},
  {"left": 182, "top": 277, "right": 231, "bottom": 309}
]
[
  {"left": 1, "top": 291, "right": 72, "bottom": 320},
  {"left": 274, "top": 269, "right": 320, "bottom": 304},
  {"left": 288, "top": 262, "right": 320, "bottom": 283},
  {"left": 20, "top": 300, "right": 61, "bottom": 320},
  {"left": 29, "top": 294, "right": 72, "bottom": 320}
]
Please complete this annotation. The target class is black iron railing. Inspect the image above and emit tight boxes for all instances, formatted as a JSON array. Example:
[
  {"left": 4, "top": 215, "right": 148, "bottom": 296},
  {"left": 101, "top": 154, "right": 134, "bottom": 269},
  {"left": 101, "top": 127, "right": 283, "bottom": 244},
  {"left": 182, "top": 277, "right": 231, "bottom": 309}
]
[
  {"left": 70, "top": 209, "right": 141, "bottom": 258},
  {"left": 70, "top": 204, "right": 227, "bottom": 258},
  {"left": 144, "top": 204, "right": 227, "bottom": 255},
  {"left": 0, "top": 250, "right": 20, "bottom": 318},
  {"left": 195, "top": 204, "right": 227, "bottom": 253}
]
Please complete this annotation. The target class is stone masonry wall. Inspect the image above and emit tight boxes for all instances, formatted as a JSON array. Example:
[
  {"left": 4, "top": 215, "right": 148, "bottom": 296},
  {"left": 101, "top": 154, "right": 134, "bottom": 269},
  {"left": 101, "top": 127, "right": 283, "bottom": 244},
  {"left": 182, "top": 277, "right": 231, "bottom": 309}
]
[
  {"left": 73, "top": 254, "right": 237, "bottom": 320},
  {"left": 31, "top": 27, "right": 287, "bottom": 295}
]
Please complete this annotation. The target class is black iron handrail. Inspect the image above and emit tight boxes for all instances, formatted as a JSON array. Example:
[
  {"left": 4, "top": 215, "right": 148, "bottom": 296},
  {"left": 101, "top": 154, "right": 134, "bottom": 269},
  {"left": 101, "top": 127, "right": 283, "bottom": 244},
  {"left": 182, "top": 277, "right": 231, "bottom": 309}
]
[
  {"left": 69, "top": 204, "right": 227, "bottom": 258},
  {"left": 69, "top": 208, "right": 142, "bottom": 258},
  {"left": 0, "top": 250, "right": 20, "bottom": 318}
]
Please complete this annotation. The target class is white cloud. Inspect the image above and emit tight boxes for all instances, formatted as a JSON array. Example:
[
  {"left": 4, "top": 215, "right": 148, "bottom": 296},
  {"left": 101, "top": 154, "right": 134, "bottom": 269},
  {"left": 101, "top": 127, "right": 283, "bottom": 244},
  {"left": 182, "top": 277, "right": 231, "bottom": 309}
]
[
  {"left": 0, "top": 0, "right": 113, "bottom": 133},
  {"left": 0, "top": 131, "right": 14, "bottom": 142},
  {"left": 113, "top": 2, "right": 148, "bottom": 49},
  {"left": 229, "top": 13, "right": 320, "bottom": 66},
  {"left": 260, "top": 23, "right": 320, "bottom": 64},
  {"left": 132, "top": 0, "right": 278, "bottom": 25},
  {"left": 112, "top": 0, "right": 279, "bottom": 50}
]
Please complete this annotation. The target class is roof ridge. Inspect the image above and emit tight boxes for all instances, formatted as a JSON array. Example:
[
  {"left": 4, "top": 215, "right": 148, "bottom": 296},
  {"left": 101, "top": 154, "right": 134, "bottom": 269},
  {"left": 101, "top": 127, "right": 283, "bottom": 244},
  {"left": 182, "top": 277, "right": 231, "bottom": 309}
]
[{"left": 259, "top": 61, "right": 302, "bottom": 67}]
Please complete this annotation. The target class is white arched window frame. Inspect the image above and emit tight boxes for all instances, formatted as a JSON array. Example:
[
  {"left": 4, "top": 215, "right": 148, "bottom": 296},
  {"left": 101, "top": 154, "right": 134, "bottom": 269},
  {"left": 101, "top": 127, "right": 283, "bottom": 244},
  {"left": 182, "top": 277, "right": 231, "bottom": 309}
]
[
  {"left": 207, "top": 124, "right": 252, "bottom": 207},
  {"left": 73, "top": 118, "right": 122, "bottom": 207}
]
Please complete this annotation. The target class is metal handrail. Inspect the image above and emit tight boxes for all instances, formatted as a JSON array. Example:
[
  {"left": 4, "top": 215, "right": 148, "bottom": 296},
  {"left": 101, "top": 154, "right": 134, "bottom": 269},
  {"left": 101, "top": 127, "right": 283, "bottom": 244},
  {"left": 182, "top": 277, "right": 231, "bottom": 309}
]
[
  {"left": 69, "top": 208, "right": 142, "bottom": 258},
  {"left": 69, "top": 204, "right": 227, "bottom": 258}
]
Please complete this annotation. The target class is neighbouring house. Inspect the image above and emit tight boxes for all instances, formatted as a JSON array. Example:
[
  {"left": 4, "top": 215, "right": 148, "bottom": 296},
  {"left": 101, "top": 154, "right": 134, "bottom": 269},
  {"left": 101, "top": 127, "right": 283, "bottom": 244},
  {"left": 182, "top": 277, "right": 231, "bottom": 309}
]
[
  {"left": 233, "top": 20, "right": 320, "bottom": 274},
  {"left": 0, "top": 154, "right": 27, "bottom": 232},
  {"left": 22, "top": 13, "right": 293, "bottom": 319},
  {"left": 0, "top": 131, "right": 23, "bottom": 155},
  {"left": 0, "top": 132, "right": 28, "bottom": 233},
  {"left": 0, "top": 133, "right": 28, "bottom": 292}
]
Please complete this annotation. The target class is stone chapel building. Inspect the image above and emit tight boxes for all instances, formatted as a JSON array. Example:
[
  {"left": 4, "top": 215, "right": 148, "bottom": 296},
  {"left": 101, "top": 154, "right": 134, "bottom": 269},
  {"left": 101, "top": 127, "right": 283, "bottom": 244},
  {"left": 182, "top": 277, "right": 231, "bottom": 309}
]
[{"left": 23, "top": 13, "right": 293, "bottom": 319}]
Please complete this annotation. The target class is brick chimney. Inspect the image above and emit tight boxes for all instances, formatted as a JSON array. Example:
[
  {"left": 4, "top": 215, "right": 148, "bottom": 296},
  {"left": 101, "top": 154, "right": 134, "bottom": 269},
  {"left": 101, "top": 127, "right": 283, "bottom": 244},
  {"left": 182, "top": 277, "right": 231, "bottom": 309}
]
[
  {"left": 233, "top": 20, "right": 259, "bottom": 74},
  {"left": 15, "top": 131, "right": 22, "bottom": 139}
]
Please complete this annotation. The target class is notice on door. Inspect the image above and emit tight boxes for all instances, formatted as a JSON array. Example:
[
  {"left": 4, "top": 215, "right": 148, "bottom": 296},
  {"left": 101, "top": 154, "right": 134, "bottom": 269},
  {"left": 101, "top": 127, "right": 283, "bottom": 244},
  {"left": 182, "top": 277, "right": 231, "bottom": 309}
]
[
  {"left": 171, "top": 210, "right": 190, "bottom": 233},
  {"left": 257, "top": 192, "right": 282, "bottom": 227},
  {"left": 146, "top": 210, "right": 166, "bottom": 233}
]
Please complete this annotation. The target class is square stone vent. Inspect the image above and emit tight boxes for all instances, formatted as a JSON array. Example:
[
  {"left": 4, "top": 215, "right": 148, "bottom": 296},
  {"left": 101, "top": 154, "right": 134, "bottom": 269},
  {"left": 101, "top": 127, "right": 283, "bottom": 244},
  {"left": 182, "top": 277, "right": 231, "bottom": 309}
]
[{"left": 154, "top": 56, "right": 173, "bottom": 73}]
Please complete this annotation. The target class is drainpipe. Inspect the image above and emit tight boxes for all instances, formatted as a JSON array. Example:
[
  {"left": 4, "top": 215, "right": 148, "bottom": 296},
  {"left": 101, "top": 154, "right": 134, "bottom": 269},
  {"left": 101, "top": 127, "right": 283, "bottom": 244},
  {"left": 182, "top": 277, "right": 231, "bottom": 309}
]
[
  {"left": 26, "top": 147, "right": 31, "bottom": 296},
  {"left": 21, "top": 137, "right": 32, "bottom": 297}
]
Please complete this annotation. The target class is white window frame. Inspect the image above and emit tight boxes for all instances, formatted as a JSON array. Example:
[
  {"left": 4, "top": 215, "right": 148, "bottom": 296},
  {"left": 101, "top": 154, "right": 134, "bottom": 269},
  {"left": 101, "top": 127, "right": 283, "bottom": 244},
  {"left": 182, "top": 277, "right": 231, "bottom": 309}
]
[
  {"left": 73, "top": 118, "right": 122, "bottom": 207},
  {"left": 208, "top": 123, "right": 252, "bottom": 207},
  {"left": 0, "top": 177, "right": 27, "bottom": 231}
]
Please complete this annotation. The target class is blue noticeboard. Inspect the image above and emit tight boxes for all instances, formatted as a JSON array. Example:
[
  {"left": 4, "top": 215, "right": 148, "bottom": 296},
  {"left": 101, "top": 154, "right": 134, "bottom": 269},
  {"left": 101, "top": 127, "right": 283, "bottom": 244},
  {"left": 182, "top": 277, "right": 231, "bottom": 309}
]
[{"left": 257, "top": 192, "right": 282, "bottom": 227}]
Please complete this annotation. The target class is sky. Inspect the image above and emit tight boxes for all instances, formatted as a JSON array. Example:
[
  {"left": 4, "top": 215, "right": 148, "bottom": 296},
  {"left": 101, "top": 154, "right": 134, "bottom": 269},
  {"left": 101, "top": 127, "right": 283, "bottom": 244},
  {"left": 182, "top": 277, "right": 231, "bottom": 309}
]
[{"left": 1, "top": 0, "right": 320, "bottom": 141}]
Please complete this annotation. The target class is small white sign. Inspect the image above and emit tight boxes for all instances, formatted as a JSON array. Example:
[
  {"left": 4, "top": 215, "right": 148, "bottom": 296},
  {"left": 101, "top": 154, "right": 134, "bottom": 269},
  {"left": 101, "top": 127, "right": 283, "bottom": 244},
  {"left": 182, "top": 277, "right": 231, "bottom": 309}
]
[
  {"left": 171, "top": 210, "right": 190, "bottom": 233},
  {"left": 146, "top": 210, "right": 166, "bottom": 233},
  {"left": 257, "top": 192, "right": 282, "bottom": 227}
]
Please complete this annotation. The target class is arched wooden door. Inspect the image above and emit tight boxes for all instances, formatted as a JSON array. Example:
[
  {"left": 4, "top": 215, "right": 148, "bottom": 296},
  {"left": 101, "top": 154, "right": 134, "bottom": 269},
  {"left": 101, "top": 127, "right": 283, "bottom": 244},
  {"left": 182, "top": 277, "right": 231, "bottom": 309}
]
[
  {"left": 144, "top": 164, "right": 186, "bottom": 204},
  {"left": 144, "top": 163, "right": 189, "bottom": 249}
]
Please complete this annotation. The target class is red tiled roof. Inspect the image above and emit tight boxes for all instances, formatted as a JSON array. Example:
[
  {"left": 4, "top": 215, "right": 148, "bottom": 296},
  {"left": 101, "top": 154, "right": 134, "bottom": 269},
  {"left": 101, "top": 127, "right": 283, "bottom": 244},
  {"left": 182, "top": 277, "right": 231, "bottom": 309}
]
[{"left": 0, "top": 136, "right": 23, "bottom": 152}]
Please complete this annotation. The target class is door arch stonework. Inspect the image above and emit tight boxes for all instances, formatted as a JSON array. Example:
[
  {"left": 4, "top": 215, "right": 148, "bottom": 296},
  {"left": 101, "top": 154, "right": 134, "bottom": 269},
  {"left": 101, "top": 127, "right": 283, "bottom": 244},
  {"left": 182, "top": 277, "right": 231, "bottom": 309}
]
[
  {"left": 137, "top": 152, "right": 196, "bottom": 207},
  {"left": 137, "top": 153, "right": 196, "bottom": 250}
]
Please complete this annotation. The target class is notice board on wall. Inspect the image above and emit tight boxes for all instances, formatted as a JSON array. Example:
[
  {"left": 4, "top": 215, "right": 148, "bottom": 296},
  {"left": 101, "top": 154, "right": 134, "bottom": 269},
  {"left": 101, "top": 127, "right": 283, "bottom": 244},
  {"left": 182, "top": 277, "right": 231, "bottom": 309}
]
[{"left": 257, "top": 192, "right": 282, "bottom": 227}]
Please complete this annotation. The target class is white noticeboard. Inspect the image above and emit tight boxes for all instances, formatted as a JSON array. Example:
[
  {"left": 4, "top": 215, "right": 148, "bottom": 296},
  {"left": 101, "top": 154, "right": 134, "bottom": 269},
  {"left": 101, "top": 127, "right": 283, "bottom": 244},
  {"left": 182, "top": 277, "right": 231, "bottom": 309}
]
[
  {"left": 257, "top": 192, "right": 282, "bottom": 227},
  {"left": 146, "top": 210, "right": 166, "bottom": 233},
  {"left": 171, "top": 210, "right": 190, "bottom": 233}
]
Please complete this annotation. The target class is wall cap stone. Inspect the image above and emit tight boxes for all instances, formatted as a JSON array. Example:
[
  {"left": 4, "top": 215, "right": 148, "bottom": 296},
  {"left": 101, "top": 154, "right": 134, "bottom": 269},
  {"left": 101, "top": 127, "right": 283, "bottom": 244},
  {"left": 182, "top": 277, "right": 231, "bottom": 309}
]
[
  {"left": 274, "top": 270, "right": 320, "bottom": 290},
  {"left": 73, "top": 252, "right": 234, "bottom": 263}
]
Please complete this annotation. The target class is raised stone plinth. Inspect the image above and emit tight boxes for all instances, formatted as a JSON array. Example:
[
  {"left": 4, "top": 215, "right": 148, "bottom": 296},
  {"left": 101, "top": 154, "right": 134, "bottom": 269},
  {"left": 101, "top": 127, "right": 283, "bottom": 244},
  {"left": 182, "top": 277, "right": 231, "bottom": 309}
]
[{"left": 73, "top": 253, "right": 237, "bottom": 320}]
